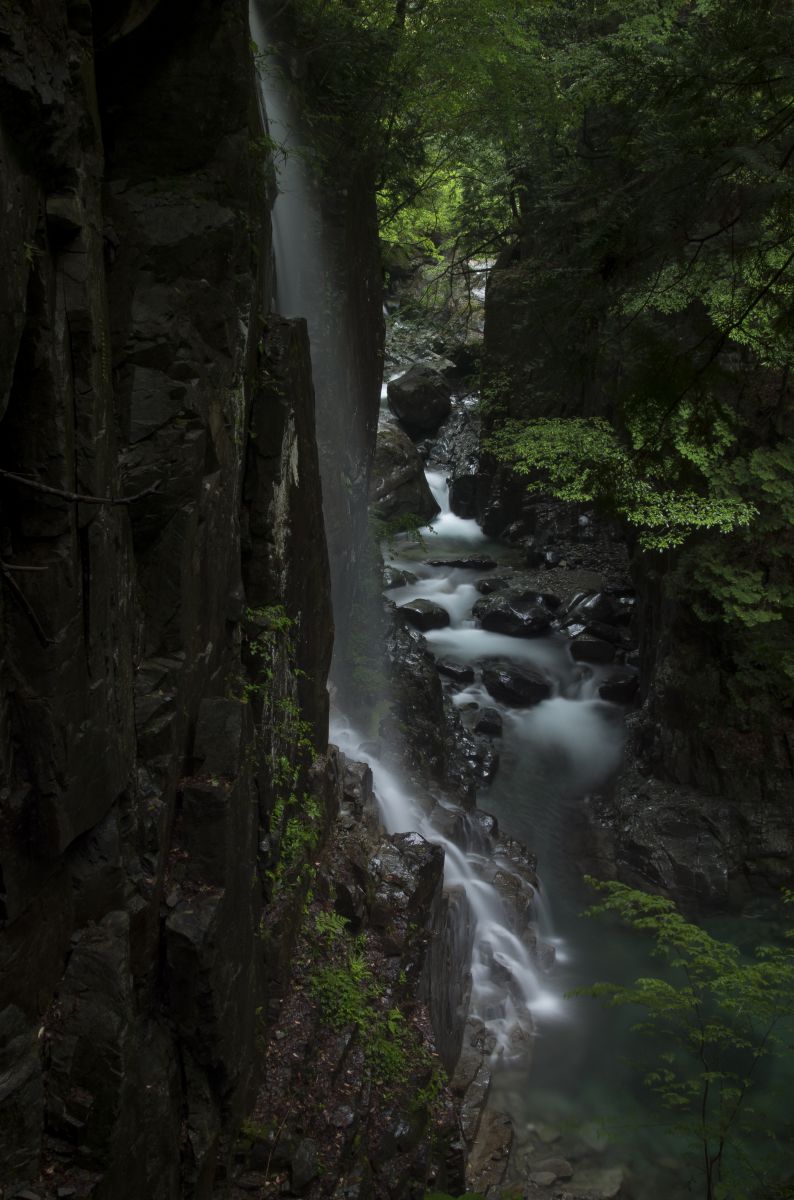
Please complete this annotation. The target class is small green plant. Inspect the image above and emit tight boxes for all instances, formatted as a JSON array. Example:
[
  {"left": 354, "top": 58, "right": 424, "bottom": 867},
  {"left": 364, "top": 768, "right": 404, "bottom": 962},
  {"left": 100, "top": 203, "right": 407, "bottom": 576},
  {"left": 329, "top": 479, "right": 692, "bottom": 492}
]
[
  {"left": 309, "top": 920, "right": 428, "bottom": 1086},
  {"left": 370, "top": 509, "right": 432, "bottom": 552},
  {"left": 314, "top": 910, "right": 350, "bottom": 944}
]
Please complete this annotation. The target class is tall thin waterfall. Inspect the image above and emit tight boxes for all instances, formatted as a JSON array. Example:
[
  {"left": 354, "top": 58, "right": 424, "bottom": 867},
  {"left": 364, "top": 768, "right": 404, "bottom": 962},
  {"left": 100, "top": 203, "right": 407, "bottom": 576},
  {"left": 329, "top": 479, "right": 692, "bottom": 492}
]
[{"left": 250, "top": 0, "right": 378, "bottom": 679}]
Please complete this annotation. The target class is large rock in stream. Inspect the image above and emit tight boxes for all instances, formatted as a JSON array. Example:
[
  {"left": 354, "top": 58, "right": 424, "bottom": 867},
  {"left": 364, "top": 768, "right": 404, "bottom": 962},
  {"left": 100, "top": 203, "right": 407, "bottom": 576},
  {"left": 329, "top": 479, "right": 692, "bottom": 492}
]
[
  {"left": 369, "top": 424, "right": 440, "bottom": 523},
  {"left": 387, "top": 362, "right": 452, "bottom": 434},
  {"left": 482, "top": 661, "right": 552, "bottom": 707},
  {"left": 399, "top": 598, "right": 450, "bottom": 631},
  {"left": 473, "top": 592, "right": 553, "bottom": 637}
]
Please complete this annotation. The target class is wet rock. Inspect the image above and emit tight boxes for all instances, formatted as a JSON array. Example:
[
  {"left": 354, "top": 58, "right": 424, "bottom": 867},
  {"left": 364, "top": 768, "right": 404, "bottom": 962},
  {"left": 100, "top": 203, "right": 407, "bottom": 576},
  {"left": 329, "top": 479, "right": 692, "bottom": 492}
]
[
  {"left": 569, "top": 634, "right": 616, "bottom": 664},
  {"left": 598, "top": 668, "right": 639, "bottom": 704},
  {"left": 383, "top": 565, "right": 418, "bottom": 589},
  {"left": 536, "top": 1156, "right": 574, "bottom": 1179},
  {"left": 566, "top": 591, "right": 622, "bottom": 626},
  {"left": 387, "top": 362, "right": 452, "bottom": 433},
  {"left": 329, "top": 1105, "right": 355, "bottom": 1129},
  {"left": 369, "top": 425, "right": 440, "bottom": 523},
  {"left": 437, "top": 659, "right": 475, "bottom": 684},
  {"left": 533, "top": 939, "right": 556, "bottom": 971},
  {"left": 427, "top": 556, "right": 497, "bottom": 570},
  {"left": 465, "top": 1108, "right": 512, "bottom": 1193},
  {"left": 467, "top": 809, "right": 499, "bottom": 844},
  {"left": 193, "top": 698, "right": 245, "bottom": 778},
  {"left": 581, "top": 619, "right": 630, "bottom": 646},
  {"left": 530, "top": 1172, "right": 557, "bottom": 1187},
  {"left": 0, "top": 1007, "right": 42, "bottom": 1190},
  {"left": 474, "top": 707, "right": 503, "bottom": 737},
  {"left": 290, "top": 1137, "right": 319, "bottom": 1192},
  {"left": 448, "top": 474, "right": 479, "bottom": 518},
  {"left": 398, "top": 598, "right": 450, "bottom": 631},
  {"left": 581, "top": 766, "right": 743, "bottom": 906},
  {"left": 474, "top": 742, "right": 499, "bottom": 785},
  {"left": 524, "top": 536, "right": 550, "bottom": 567},
  {"left": 473, "top": 593, "right": 552, "bottom": 638},
  {"left": 377, "top": 1109, "right": 425, "bottom": 1157},
  {"left": 475, "top": 576, "right": 509, "bottom": 595},
  {"left": 386, "top": 623, "right": 479, "bottom": 797},
  {"left": 482, "top": 661, "right": 552, "bottom": 707}
]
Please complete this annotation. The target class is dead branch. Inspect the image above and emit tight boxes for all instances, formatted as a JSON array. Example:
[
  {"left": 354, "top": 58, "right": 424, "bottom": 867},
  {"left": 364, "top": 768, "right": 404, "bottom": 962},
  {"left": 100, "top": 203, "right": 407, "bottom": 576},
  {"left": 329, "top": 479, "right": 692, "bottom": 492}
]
[{"left": 0, "top": 470, "right": 160, "bottom": 506}]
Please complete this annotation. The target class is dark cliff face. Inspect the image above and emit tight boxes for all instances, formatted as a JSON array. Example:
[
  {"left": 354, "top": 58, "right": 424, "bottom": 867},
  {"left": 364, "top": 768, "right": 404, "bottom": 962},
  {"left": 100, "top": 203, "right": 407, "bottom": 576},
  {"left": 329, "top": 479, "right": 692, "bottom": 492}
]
[
  {"left": 0, "top": 1, "right": 335, "bottom": 1194},
  {"left": 482, "top": 244, "right": 794, "bottom": 902}
]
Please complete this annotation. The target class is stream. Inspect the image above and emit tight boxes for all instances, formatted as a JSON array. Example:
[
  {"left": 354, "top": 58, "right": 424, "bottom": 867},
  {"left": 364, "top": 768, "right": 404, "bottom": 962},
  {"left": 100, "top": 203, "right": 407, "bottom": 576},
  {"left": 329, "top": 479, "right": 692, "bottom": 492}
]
[
  {"left": 249, "top": 15, "right": 776, "bottom": 1195},
  {"left": 332, "top": 451, "right": 687, "bottom": 1198}
]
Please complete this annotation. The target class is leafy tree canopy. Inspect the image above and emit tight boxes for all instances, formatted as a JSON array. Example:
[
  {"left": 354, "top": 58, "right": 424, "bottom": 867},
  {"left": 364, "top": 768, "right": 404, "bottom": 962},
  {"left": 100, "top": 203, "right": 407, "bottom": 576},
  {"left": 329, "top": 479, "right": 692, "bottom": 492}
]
[{"left": 578, "top": 879, "right": 794, "bottom": 1200}]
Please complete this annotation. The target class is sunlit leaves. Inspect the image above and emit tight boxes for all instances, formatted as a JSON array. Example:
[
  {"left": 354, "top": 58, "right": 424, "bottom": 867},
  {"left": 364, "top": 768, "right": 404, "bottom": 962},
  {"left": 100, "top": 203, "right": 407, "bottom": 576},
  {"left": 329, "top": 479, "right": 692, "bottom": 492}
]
[{"left": 486, "top": 416, "right": 756, "bottom": 549}]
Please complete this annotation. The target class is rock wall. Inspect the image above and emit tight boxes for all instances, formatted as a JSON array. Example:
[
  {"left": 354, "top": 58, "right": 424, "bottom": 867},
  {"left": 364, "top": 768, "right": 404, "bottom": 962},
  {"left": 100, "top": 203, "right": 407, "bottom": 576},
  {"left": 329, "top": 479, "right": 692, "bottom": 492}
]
[
  {"left": 0, "top": 2, "right": 337, "bottom": 1195},
  {"left": 481, "top": 244, "right": 794, "bottom": 905}
]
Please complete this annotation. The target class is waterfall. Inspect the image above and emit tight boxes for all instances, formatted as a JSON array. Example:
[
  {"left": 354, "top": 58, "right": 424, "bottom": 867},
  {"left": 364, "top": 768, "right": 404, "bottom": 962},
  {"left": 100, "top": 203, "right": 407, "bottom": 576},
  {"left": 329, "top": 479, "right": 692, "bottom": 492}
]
[
  {"left": 250, "top": 0, "right": 377, "bottom": 677},
  {"left": 249, "top": 0, "right": 629, "bottom": 1152}
]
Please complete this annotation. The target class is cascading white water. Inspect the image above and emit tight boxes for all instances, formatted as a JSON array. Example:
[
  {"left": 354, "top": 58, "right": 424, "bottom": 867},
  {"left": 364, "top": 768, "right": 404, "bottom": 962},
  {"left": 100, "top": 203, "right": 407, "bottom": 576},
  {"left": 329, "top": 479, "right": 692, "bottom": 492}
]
[
  {"left": 251, "top": 0, "right": 624, "bottom": 1093},
  {"left": 330, "top": 715, "right": 567, "bottom": 1058},
  {"left": 380, "top": 468, "right": 628, "bottom": 1056}
]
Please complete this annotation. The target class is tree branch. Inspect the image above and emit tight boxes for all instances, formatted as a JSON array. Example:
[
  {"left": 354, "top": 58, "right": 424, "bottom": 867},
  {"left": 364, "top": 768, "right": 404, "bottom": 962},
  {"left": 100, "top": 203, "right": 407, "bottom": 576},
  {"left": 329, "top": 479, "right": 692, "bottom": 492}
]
[{"left": 0, "top": 470, "right": 160, "bottom": 506}]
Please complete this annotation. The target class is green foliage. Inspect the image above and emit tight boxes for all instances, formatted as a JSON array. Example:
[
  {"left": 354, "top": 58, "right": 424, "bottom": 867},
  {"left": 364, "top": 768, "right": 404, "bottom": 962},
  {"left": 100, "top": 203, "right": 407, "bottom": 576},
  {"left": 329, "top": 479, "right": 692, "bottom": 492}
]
[
  {"left": 577, "top": 880, "right": 794, "bottom": 1200},
  {"left": 240, "top": 606, "right": 323, "bottom": 898},
  {"left": 370, "top": 508, "right": 430, "bottom": 551},
  {"left": 487, "top": 416, "right": 757, "bottom": 550},
  {"left": 313, "top": 909, "right": 350, "bottom": 944},
  {"left": 310, "top": 921, "right": 421, "bottom": 1084}
]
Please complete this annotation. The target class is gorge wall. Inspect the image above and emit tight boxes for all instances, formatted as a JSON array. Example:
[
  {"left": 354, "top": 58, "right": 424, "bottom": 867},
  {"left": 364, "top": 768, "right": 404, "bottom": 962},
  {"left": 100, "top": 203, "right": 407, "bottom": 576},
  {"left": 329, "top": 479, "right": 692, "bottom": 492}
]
[{"left": 0, "top": 2, "right": 433, "bottom": 1197}]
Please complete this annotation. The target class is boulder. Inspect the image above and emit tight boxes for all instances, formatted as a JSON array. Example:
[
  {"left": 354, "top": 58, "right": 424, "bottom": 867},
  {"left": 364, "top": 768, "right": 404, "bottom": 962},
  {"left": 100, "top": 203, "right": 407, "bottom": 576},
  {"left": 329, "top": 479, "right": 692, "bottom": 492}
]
[
  {"left": 599, "top": 668, "right": 639, "bottom": 704},
  {"left": 475, "top": 576, "right": 509, "bottom": 595},
  {"left": 525, "top": 537, "right": 548, "bottom": 567},
  {"left": 427, "top": 556, "right": 497, "bottom": 570},
  {"left": 436, "top": 659, "right": 475, "bottom": 684},
  {"left": 474, "top": 707, "right": 503, "bottom": 737},
  {"left": 369, "top": 425, "right": 440, "bottom": 523},
  {"left": 473, "top": 593, "right": 552, "bottom": 638},
  {"left": 569, "top": 634, "right": 616, "bottom": 664},
  {"left": 482, "top": 661, "right": 552, "bottom": 707},
  {"left": 387, "top": 362, "right": 452, "bottom": 434},
  {"left": 382, "top": 565, "right": 418, "bottom": 589},
  {"left": 535, "top": 1156, "right": 574, "bottom": 1179},
  {"left": 398, "top": 599, "right": 450, "bottom": 631},
  {"left": 448, "top": 473, "right": 478, "bottom": 518},
  {"left": 566, "top": 590, "right": 622, "bottom": 626}
]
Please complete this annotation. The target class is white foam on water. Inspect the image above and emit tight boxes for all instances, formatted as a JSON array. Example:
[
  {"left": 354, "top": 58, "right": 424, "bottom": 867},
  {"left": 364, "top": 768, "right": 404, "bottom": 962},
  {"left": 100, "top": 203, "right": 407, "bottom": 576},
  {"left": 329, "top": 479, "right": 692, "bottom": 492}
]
[
  {"left": 331, "top": 717, "right": 572, "bottom": 1054},
  {"left": 512, "top": 696, "right": 625, "bottom": 793}
]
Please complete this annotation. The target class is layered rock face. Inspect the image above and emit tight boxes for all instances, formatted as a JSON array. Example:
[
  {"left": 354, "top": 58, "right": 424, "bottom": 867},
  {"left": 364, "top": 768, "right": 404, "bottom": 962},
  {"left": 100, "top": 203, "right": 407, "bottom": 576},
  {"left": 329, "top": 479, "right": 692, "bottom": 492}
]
[{"left": 0, "top": 2, "right": 336, "bottom": 1194}]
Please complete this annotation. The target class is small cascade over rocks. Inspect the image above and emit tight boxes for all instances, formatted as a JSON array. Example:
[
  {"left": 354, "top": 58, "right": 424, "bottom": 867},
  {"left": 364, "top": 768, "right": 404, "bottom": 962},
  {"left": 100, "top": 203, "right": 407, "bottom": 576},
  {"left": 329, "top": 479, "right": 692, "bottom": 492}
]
[{"left": 376, "top": 359, "right": 639, "bottom": 1193}]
